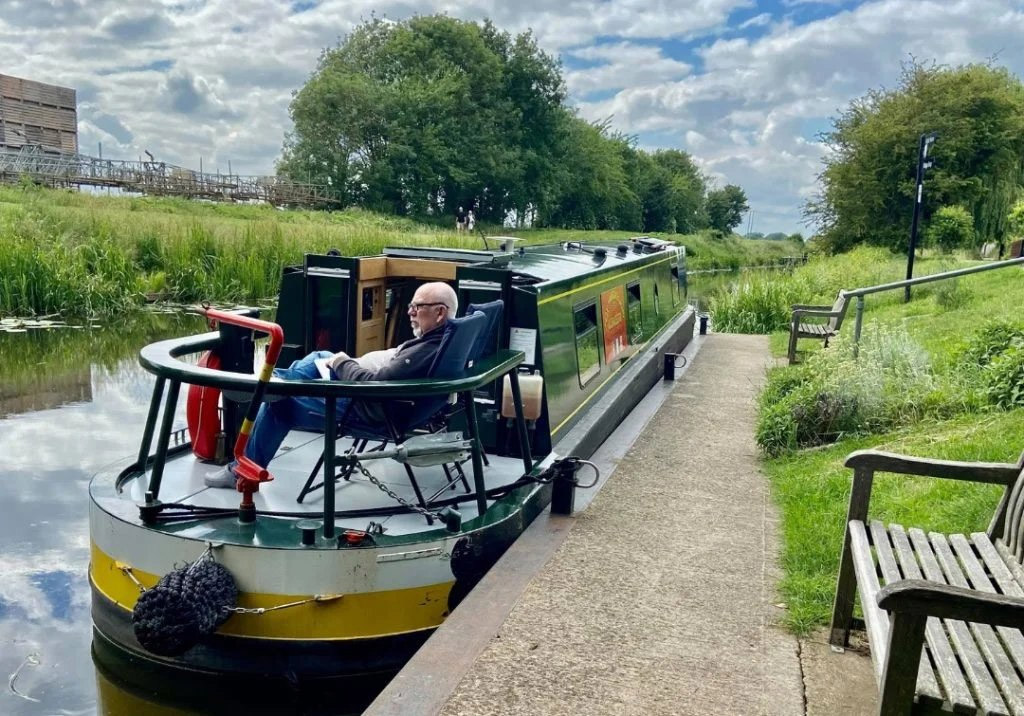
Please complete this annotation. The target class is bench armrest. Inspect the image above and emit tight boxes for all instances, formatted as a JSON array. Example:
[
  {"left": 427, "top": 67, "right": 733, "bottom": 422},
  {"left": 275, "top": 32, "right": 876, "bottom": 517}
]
[
  {"left": 791, "top": 303, "right": 832, "bottom": 311},
  {"left": 845, "top": 450, "right": 1021, "bottom": 485},
  {"left": 791, "top": 308, "right": 841, "bottom": 321},
  {"left": 878, "top": 579, "right": 1024, "bottom": 629}
]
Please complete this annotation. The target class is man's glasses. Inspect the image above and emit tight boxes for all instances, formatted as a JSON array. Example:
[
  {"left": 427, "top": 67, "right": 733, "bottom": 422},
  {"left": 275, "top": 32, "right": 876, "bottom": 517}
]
[{"left": 408, "top": 302, "right": 448, "bottom": 312}]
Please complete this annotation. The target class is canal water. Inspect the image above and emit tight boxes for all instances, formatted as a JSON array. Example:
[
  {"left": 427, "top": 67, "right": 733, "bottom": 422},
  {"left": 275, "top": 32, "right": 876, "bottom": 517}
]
[
  {"left": 0, "top": 267, "right": 770, "bottom": 715},
  {"left": 0, "top": 312, "right": 384, "bottom": 715}
]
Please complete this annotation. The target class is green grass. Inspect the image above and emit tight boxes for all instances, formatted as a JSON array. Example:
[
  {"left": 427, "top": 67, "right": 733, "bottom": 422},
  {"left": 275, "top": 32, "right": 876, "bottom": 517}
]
[
  {"left": 0, "top": 184, "right": 801, "bottom": 318},
  {"left": 766, "top": 410, "right": 1024, "bottom": 634},
  {"left": 709, "top": 246, "right": 980, "bottom": 334},
  {"left": 757, "top": 251, "right": 1024, "bottom": 634}
]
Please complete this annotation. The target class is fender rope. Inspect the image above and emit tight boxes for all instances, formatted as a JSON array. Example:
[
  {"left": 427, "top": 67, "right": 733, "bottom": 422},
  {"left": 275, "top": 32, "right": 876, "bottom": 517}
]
[{"left": 131, "top": 547, "right": 238, "bottom": 657}]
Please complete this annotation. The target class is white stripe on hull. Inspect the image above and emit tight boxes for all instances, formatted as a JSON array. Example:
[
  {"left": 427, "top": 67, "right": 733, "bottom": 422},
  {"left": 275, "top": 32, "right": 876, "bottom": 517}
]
[{"left": 90, "top": 500, "right": 460, "bottom": 594}]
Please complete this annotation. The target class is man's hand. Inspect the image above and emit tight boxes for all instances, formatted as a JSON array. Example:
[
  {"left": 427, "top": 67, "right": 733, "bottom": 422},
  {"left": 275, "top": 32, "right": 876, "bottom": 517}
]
[{"left": 327, "top": 351, "right": 350, "bottom": 372}]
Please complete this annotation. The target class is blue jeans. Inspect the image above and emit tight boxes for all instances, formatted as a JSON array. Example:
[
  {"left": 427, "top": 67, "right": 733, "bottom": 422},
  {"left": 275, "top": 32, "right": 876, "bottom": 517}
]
[{"left": 234, "top": 351, "right": 351, "bottom": 469}]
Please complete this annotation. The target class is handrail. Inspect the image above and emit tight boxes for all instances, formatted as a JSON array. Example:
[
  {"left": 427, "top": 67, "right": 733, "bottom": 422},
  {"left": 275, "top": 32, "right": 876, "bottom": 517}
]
[
  {"left": 846, "top": 256, "right": 1024, "bottom": 297},
  {"left": 135, "top": 323, "right": 529, "bottom": 532},
  {"left": 847, "top": 255, "right": 1024, "bottom": 353},
  {"left": 140, "top": 336, "right": 525, "bottom": 397}
]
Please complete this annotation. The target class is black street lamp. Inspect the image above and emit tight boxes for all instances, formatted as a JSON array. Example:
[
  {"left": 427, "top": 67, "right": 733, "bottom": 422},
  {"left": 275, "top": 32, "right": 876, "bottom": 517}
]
[{"left": 905, "top": 132, "right": 938, "bottom": 302}]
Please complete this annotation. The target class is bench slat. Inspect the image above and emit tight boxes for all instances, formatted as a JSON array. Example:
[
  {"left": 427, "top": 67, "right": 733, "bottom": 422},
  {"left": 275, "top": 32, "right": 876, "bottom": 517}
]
[
  {"left": 888, "top": 524, "right": 977, "bottom": 713},
  {"left": 902, "top": 527, "right": 1009, "bottom": 715},
  {"left": 850, "top": 520, "right": 891, "bottom": 681},
  {"left": 920, "top": 530, "right": 1022, "bottom": 716},
  {"left": 950, "top": 534, "right": 1024, "bottom": 715},
  {"left": 972, "top": 535, "right": 1024, "bottom": 711},
  {"left": 868, "top": 520, "right": 944, "bottom": 704}
]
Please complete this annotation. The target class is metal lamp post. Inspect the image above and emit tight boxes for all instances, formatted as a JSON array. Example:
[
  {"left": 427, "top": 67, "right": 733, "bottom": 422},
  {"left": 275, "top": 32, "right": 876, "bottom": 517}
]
[{"left": 905, "top": 132, "right": 937, "bottom": 302}]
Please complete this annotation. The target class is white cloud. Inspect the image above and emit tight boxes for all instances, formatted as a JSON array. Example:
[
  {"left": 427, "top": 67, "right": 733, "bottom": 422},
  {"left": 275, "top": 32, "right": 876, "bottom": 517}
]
[{"left": 565, "top": 43, "right": 693, "bottom": 96}]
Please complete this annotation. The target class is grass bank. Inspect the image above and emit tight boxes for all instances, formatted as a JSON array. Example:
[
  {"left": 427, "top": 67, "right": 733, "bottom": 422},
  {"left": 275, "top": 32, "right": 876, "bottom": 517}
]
[
  {"left": 749, "top": 249, "right": 1024, "bottom": 634},
  {"left": 0, "top": 184, "right": 800, "bottom": 318}
]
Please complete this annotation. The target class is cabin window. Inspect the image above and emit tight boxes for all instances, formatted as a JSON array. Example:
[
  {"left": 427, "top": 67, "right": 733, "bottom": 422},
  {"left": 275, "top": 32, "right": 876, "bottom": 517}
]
[
  {"left": 653, "top": 284, "right": 661, "bottom": 316},
  {"left": 627, "top": 281, "right": 643, "bottom": 343},
  {"left": 362, "top": 287, "right": 376, "bottom": 321},
  {"left": 670, "top": 265, "right": 681, "bottom": 306},
  {"left": 573, "top": 301, "right": 601, "bottom": 387}
]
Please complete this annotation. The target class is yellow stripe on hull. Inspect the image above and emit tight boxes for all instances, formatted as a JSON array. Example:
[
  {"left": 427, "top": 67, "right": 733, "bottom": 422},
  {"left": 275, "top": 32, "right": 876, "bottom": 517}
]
[{"left": 90, "top": 543, "right": 454, "bottom": 640}]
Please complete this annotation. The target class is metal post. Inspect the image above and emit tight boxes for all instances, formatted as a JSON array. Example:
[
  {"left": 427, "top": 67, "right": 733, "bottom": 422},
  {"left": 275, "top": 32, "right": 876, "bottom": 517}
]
[
  {"left": 551, "top": 460, "right": 577, "bottom": 515},
  {"left": 462, "top": 392, "right": 488, "bottom": 516},
  {"left": 905, "top": 132, "right": 937, "bottom": 302},
  {"left": 323, "top": 397, "right": 336, "bottom": 539},
  {"left": 136, "top": 376, "right": 166, "bottom": 471},
  {"left": 853, "top": 296, "right": 865, "bottom": 358},
  {"left": 507, "top": 371, "right": 534, "bottom": 475},
  {"left": 147, "top": 380, "right": 181, "bottom": 500}
]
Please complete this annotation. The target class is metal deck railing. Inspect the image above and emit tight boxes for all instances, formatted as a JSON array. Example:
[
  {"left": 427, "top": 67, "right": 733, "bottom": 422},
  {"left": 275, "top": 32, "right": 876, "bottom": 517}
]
[{"left": 0, "top": 145, "right": 338, "bottom": 208}]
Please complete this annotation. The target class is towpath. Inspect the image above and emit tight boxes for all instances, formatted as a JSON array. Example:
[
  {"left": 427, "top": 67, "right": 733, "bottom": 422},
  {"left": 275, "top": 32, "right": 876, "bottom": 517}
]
[{"left": 367, "top": 333, "right": 875, "bottom": 715}]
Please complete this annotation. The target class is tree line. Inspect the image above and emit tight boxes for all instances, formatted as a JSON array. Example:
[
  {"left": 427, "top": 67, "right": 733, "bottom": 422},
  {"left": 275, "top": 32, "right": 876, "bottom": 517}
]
[
  {"left": 278, "top": 15, "right": 748, "bottom": 234},
  {"left": 807, "top": 61, "right": 1024, "bottom": 254}
]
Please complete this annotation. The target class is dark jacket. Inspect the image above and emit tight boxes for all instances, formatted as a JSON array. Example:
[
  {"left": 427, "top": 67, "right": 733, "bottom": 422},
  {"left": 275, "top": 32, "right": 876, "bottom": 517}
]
[{"left": 332, "top": 324, "right": 445, "bottom": 423}]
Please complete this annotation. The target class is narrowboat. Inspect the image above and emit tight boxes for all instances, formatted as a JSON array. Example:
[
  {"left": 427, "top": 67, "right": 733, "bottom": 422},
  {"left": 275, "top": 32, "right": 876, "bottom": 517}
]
[{"left": 89, "top": 236, "right": 696, "bottom": 679}]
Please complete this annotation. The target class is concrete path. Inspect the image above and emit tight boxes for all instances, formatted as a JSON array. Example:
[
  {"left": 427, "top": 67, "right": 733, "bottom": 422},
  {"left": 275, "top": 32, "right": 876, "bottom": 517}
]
[{"left": 437, "top": 334, "right": 807, "bottom": 716}]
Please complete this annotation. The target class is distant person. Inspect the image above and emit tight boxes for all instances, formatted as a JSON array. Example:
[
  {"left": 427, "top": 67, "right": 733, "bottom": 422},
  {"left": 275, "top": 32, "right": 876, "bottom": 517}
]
[
  {"left": 455, "top": 206, "right": 467, "bottom": 232},
  {"left": 205, "top": 282, "right": 458, "bottom": 487},
  {"left": 466, "top": 209, "right": 475, "bottom": 232}
]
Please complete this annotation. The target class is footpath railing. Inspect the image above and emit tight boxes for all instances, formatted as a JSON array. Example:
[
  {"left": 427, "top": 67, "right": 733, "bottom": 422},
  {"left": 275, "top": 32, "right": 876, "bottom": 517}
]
[{"left": 847, "top": 256, "right": 1024, "bottom": 353}]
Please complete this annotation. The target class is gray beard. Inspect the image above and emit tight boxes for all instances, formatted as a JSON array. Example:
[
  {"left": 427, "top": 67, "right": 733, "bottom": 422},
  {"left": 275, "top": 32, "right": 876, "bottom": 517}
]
[{"left": 412, "top": 323, "right": 422, "bottom": 338}]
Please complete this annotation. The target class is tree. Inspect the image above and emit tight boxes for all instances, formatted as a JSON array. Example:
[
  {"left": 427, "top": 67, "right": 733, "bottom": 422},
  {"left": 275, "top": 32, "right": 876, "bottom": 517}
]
[
  {"left": 652, "top": 149, "right": 707, "bottom": 233},
  {"left": 705, "top": 185, "right": 749, "bottom": 234},
  {"left": 540, "top": 114, "right": 640, "bottom": 230},
  {"left": 1007, "top": 199, "right": 1024, "bottom": 237},
  {"left": 806, "top": 61, "right": 1024, "bottom": 253},
  {"left": 278, "top": 16, "right": 565, "bottom": 221},
  {"left": 925, "top": 205, "right": 975, "bottom": 252}
]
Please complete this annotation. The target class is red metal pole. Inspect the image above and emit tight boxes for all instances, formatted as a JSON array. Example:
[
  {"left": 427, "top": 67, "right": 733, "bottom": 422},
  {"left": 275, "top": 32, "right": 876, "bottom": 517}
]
[{"left": 201, "top": 309, "right": 284, "bottom": 518}]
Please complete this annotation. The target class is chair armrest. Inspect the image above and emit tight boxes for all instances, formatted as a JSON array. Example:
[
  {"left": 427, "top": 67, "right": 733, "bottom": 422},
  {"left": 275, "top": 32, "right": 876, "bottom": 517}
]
[
  {"left": 878, "top": 580, "right": 1024, "bottom": 629},
  {"left": 845, "top": 450, "right": 1020, "bottom": 485}
]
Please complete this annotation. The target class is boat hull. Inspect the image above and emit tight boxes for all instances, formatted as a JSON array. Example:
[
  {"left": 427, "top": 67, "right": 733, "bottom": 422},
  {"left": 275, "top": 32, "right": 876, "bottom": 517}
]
[{"left": 89, "top": 479, "right": 552, "bottom": 678}]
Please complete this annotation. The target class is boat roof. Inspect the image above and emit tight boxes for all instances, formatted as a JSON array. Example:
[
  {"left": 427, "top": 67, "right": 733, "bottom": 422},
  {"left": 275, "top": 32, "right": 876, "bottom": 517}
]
[
  {"left": 509, "top": 239, "right": 679, "bottom": 284},
  {"left": 382, "top": 237, "right": 680, "bottom": 286}
]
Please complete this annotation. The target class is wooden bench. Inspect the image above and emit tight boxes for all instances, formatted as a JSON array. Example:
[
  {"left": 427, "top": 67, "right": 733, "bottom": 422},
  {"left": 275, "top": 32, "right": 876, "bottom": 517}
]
[
  {"left": 787, "top": 291, "right": 849, "bottom": 364},
  {"left": 830, "top": 448, "right": 1024, "bottom": 715}
]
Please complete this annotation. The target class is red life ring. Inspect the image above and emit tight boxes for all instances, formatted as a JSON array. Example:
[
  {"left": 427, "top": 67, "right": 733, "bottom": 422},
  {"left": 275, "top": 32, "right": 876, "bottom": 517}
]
[{"left": 186, "top": 351, "right": 222, "bottom": 461}]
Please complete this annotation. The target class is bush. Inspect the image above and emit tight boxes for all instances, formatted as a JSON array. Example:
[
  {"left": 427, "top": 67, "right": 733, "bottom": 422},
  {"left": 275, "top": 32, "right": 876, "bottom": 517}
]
[
  {"left": 933, "top": 276, "right": 973, "bottom": 309},
  {"left": 983, "top": 346, "right": 1024, "bottom": 409},
  {"left": 755, "top": 323, "right": 937, "bottom": 454},
  {"left": 958, "top": 319, "right": 1024, "bottom": 368},
  {"left": 709, "top": 275, "right": 802, "bottom": 333},
  {"left": 925, "top": 205, "right": 975, "bottom": 253}
]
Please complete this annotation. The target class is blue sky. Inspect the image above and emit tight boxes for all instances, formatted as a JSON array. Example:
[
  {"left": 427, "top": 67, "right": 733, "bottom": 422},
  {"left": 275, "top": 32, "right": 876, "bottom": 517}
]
[{"left": 3, "top": 0, "right": 1024, "bottom": 234}]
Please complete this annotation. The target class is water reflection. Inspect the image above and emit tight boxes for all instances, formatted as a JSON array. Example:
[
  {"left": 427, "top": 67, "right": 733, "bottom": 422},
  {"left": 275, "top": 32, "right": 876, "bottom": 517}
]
[
  {"left": 0, "top": 312, "right": 382, "bottom": 715},
  {"left": 0, "top": 314, "right": 202, "bottom": 716}
]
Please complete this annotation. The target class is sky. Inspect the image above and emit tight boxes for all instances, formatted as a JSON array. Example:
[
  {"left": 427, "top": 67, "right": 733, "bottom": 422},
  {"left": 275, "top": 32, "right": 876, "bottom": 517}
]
[{"left": 3, "top": 0, "right": 1024, "bottom": 235}]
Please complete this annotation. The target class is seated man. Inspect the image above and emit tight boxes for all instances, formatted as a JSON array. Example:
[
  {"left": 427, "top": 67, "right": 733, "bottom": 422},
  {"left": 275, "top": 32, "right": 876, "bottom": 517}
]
[{"left": 205, "top": 281, "right": 457, "bottom": 487}]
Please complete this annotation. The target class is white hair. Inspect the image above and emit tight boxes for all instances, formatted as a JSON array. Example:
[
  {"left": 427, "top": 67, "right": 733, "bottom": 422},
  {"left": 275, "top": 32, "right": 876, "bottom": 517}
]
[{"left": 420, "top": 282, "right": 458, "bottom": 315}]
